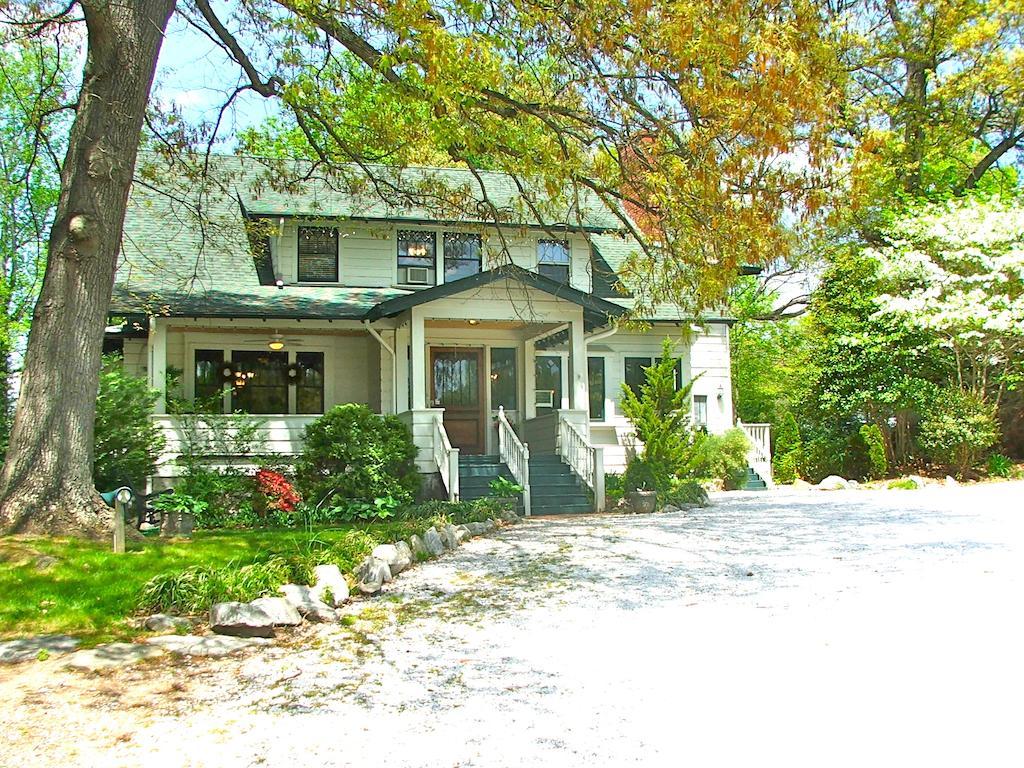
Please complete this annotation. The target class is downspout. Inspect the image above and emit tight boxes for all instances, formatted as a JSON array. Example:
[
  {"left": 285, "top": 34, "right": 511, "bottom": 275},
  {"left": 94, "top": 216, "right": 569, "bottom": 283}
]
[{"left": 363, "top": 320, "right": 398, "bottom": 414}]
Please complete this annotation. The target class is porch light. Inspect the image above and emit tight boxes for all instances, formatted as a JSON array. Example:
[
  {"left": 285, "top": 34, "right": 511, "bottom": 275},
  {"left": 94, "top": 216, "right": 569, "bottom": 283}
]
[
  {"left": 268, "top": 332, "right": 285, "bottom": 351},
  {"left": 275, "top": 278, "right": 285, "bottom": 289},
  {"left": 717, "top": 384, "right": 725, "bottom": 401},
  {"left": 467, "top": 319, "right": 480, "bottom": 325}
]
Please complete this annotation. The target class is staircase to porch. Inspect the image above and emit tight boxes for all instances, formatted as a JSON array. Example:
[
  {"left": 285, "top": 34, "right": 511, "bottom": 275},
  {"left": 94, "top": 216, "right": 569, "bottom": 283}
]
[{"left": 457, "top": 454, "right": 592, "bottom": 515}]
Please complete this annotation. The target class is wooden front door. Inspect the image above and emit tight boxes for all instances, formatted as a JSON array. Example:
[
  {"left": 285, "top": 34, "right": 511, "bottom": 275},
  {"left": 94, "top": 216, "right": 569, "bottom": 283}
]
[{"left": 431, "top": 348, "right": 485, "bottom": 454}]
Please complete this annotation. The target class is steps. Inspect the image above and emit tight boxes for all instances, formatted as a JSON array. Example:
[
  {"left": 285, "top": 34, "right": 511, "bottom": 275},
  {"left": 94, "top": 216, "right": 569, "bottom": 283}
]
[
  {"left": 742, "top": 466, "right": 768, "bottom": 491},
  {"left": 456, "top": 453, "right": 594, "bottom": 514}
]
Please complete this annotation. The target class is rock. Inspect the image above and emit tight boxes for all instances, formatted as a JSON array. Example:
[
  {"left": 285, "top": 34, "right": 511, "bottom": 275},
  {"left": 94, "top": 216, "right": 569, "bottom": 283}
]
[
  {"left": 485, "top": 519, "right": 500, "bottom": 531},
  {"left": 372, "top": 542, "right": 412, "bottom": 576},
  {"left": 909, "top": 474, "right": 928, "bottom": 488},
  {"left": 422, "top": 527, "right": 445, "bottom": 557},
  {"left": 440, "top": 524, "right": 459, "bottom": 550},
  {"left": 311, "top": 564, "right": 350, "bottom": 606},
  {"left": 408, "top": 534, "right": 429, "bottom": 560},
  {"left": 792, "top": 478, "right": 813, "bottom": 489},
  {"left": 465, "top": 522, "right": 488, "bottom": 536},
  {"left": 817, "top": 475, "right": 850, "bottom": 491},
  {"left": 496, "top": 508, "right": 520, "bottom": 523},
  {"left": 64, "top": 642, "right": 163, "bottom": 671},
  {"left": 146, "top": 634, "right": 272, "bottom": 658},
  {"left": 249, "top": 597, "right": 302, "bottom": 626},
  {"left": 847, "top": 479, "right": 860, "bottom": 488},
  {"left": 33, "top": 555, "right": 58, "bottom": 571},
  {"left": 0, "top": 634, "right": 80, "bottom": 664},
  {"left": 945, "top": 475, "right": 959, "bottom": 487},
  {"left": 209, "top": 602, "right": 275, "bottom": 638},
  {"left": 659, "top": 504, "right": 680, "bottom": 514},
  {"left": 279, "top": 584, "right": 338, "bottom": 622},
  {"left": 142, "top": 614, "right": 192, "bottom": 633},
  {"left": 355, "top": 556, "right": 392, "bottom": 595},
  {"left": 453, "top": 525, "right": 471, "bottom": 544}
]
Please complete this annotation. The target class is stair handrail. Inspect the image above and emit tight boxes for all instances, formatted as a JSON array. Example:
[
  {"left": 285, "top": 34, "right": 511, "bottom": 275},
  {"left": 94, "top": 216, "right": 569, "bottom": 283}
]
[
  {"left": 557, "top": 415, "right": 606, "bottom": 512},
  {"left": 497, "top": 406, "right": 531, "bottom": 516},
  {"left": 433, "top": 413, "right": 460, "bottom": 501},
  {"left": 737, "top": 420, "right": 773, "bottom": 488}
]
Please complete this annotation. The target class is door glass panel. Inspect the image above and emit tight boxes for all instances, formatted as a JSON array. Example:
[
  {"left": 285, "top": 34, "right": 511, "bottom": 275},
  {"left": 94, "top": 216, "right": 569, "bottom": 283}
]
[
  {"left": 535, "top": 356, "right": 562, "bottom": 414},
  {"left": 490, "top": 348, "right": 517, "bottom": 410},
  {"left": 588, "top": 356, "right": 605, "bottom": 420},
  {"left": 433, "top": 351, "right": 479, "bottom": 407}
]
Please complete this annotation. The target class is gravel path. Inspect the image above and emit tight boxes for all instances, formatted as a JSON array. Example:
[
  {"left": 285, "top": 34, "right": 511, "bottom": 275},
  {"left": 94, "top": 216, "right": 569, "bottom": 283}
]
[{"left": 3, "top": 483, "right": 1023, "bottom": 767}]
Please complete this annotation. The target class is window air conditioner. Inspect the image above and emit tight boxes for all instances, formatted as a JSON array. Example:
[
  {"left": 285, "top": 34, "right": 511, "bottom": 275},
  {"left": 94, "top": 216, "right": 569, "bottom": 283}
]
[
  {"left": 405, "top": 266, "right": 431, "bottom": 285},
  {"left": 535, "top": 390, "right": 555, "bottom": 408}
]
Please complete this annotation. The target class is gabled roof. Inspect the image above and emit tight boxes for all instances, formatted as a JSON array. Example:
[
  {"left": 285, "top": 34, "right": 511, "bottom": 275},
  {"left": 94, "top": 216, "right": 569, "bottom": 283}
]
[{"left": 363, "top": 266, "right": 627, "bottom": 325}]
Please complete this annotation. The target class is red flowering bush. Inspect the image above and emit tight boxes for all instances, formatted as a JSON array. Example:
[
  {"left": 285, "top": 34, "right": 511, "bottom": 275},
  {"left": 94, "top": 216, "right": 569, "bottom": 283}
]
[{"left": 255, "top": 469, "right": 301, "bottom": 513}]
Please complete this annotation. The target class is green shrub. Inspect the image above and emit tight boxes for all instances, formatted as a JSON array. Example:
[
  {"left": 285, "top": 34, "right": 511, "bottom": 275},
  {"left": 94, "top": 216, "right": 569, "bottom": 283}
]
[
  {"left": 772, "top": 411, "right": 803, "bottom": 483},
  {"left": 620, "top": 338, "right": 699, "bottom": 494},
  {"left": 775, "top": 451, "right": 801, "bottom": 485},
  {"left": 93, "top": 354, "right": 165, "bottom": 492},
  {"left": 296, "top": 404, "right": 419, "bottom": 514},
  {"left": 690, "top": 428, "right": 751, "bottom": 487},
  {"left": 150, "top": 490, "right": 208, "bottom": 519},
  {"left": 859, "top": 424, "right": 888, "bottom": 480},
  {"left": 489, "top": 476, "right": 523, "bottom": 496},
  {"left": 604, "top": 472, "right": 625, "bottom": 505},
  {"left": 138, "top": 556, "right": 293, "bottom": 614},
  {"left": 176, "top": 468, "right": 259, "bottom": 529},
  {"left": 663, "top": 479, "right": 710, "bottom": 507},
  {"left": 918, "top": 389, "right": 999, "bottom": 475},
  {"left": 987, "top": 453, "right": 1014, "bottom": 478},
  {"left": 887, "top": 477, "right": 918, "bottom": 490}
]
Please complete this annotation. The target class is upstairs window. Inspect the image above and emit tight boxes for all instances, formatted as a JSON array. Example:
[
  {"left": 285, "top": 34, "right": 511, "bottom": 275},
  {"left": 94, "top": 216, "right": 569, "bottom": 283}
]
[
  {"left": 398, "top": 230, "right": 436, "bottom": 285},
  {"left": 444, "top": 232, "right": 482, "bottom": 282},
  {"left": 538, "top": 239, "right": 570, "bottom": 284},
  {"left": 297, "top": 226, "right": 339, "bottom": 283}
]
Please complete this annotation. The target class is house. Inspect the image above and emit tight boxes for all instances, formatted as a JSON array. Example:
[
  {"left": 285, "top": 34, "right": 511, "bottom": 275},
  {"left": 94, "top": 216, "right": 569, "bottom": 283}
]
[{"left": 108, "top": 155, "right": 772, "bottom": 514}]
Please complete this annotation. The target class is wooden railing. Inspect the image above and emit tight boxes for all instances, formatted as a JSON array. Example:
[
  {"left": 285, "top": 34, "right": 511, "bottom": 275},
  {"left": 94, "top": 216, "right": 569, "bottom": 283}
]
[
  {"left": 433, "top": 414, "right": 460, "bottom": 501},
  {"left": 738, "top": 420, "right": 773, "bottom": 488},
  {"left": 557, "top": 414, "right": 605, "bottom": 512},
  {"left": 497, "top": 406, "right": 531, "bottom": 516}
]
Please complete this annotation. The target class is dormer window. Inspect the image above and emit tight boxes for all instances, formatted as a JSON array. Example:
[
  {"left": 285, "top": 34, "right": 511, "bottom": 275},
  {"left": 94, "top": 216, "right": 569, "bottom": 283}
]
[
  {"left": 297, "top": 226, "right": 339, "bottom": 283},
  {"left": 398, "top": 230, "right": 436, "bottom": 285},
  {"left": 538, "top": 239, "right": 570, "bottom": 284},
  {"left": 444, "top": 232, "right": 482, "bottom": 282}
]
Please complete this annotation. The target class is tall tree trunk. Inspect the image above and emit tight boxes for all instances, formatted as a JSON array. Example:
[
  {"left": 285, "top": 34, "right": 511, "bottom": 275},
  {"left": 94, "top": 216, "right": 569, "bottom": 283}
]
[
  {"left": 901, "top": 60, "right": 928, "bottom": 194},
  {"left": 0, "top": 0, "right": 175, "bottom": 537}
]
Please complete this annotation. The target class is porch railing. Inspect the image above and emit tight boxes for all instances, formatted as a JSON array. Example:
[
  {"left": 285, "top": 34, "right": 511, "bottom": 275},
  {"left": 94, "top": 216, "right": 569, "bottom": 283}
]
[
  {"left": 738, "top": 420, "right": 773, "bottom": 487},
  {"left": 433, "top": 414, "right": 460, "bottom": 501},
  {"left": 557, "top": 415, "right": 605, "bottom": 512},
  {"left": 497, "top": 406, "right": 531, "bottom": 516}
]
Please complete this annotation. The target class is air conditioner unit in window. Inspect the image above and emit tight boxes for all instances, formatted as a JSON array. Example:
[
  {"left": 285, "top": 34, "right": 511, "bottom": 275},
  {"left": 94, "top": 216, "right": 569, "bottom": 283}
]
[
  {"left": 535, "top": 390, "right": 555, "bottom": 408},
  {"left": 404, "top": 266, "right": 431, "bottom": 285}
]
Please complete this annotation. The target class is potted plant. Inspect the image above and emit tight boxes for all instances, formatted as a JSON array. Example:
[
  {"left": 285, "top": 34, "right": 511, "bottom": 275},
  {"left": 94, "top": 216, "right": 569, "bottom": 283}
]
[
  {"left": 151, "top": 491, "right": 207, "bottom": 538},
  {"left": 488, "top": 476, "right": 524, "bottom": 513},
  {"left": 623, "top": 458, "right": 658, "bottom": 514}
]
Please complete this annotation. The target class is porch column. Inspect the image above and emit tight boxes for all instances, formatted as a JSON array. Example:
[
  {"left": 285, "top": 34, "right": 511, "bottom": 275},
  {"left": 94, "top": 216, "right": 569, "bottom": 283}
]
[
  {"left": 524, "top": 337, "right": 536, "bottom": 420},
  {"left": 148, "top": 315, "right": 167, "bottom": 414},
  {"left": 410, "top": 308, "right": 427, "bottom": 410},
  {"left": 568, "top": 313, "right": 587, "bottom": 412},
  {"left": 395, "top": 323, "right": 410, "bottom": 413}
]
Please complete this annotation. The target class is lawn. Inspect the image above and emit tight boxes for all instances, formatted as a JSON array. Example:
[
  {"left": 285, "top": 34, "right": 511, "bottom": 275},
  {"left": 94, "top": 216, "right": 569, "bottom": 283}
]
[{"left": 0, "top": 521, "right": 429, "bottom": 645}]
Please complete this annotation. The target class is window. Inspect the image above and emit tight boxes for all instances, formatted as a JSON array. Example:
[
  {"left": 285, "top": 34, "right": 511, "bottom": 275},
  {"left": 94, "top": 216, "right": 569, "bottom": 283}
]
[
  {"left": 231, "top": 351, "right": 288, "bottom": 414},
  {"left": 398, "top": 230, "right": 436, "bottom": 284},
  {"left": 588, "top": 357, "right": 605, "bottom": 420},
  {"left": 490, "top": 348, "right": 517, "bottom": 410},
  {"left": 444, "top": 232, "right": 482, "bottom": 282},
  {"left": 535, "top": 356, "right": 562, "bottom": 413},
  {"left": 295, "top": 352, "right": 325, "bottom": 414},
  {"left": 537, "top": 239, "right": 570, "bottom": 284},
  {"left": 194, "top": 349, "right": 225, "bottom": 410},
  {"left": 297, "top": 226, "right": 339, "bottom": 283},
  {"left": 624, "top": 356, "right": 683, "bottom": 397},
  {"left": 693, "top": 395, "right": 708, "bottom": 430}
]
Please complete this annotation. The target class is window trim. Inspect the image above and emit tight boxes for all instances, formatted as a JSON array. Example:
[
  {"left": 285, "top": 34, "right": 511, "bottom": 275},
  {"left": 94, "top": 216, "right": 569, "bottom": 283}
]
[
  {"left": 296, "top": 225, "right": 340, "bottom": 284},
  {"left": 397, "top": 229, "right": 438, "bottom": 286}
]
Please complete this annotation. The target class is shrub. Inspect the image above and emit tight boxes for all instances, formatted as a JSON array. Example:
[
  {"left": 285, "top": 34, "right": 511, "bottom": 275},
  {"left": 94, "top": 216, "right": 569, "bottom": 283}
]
[
  {"left": 918, "top": 389, "right": 999, "bottom": 475},
  {"left": 663, "top": 479, "right": 710, "bottom": 507},
  {"left": 255, "top": 469, "right": 301, "bottom": 513},
  {"left": 150, "top": 490, "right": 208, "bottom": 520},
  {"left": 690, "top": 428, "right": 751, "bottom": 487},
  {"left": 987, "top": 453, "right": 1013, "bottom": 478},
  {"left": 176, "top": 468, "right": 258, "bottom": 529},
  {"left": 859, "top": 424, "right": 888, "bottom": 480},
  {"left": 619, "top": 337, "right": 699, "bottom": 494},
  {"left": 775, "top": 451, "right": 801, "bottom": 485},
  {"left": 604, "top": 472, "right": 625, "bottom": 505},
  {"left": 489, "top": 476, "right": 523, "bottom": 497},
  {"left": 887, "top": 478, "right": 918, "bottom": 490},
  {"left": 93, "top": 354, "right": 165, "bottom": 492},
  {"left": 296, "top": 404, "right": 419, "bottom": 513},
  {"left": 772, "top": 411, "right": 802, "bottom": 483}
]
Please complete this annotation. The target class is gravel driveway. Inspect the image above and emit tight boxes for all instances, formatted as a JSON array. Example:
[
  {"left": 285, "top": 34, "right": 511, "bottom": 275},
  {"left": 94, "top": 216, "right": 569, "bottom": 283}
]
[{"left": 3, "top": 483, "right": 1023, "bottom": 767}]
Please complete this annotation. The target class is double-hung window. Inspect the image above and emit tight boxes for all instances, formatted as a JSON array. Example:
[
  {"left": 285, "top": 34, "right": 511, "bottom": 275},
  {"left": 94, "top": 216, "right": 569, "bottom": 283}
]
[
  {"left": 693, "top": 395, "right": 708, "bottom": 430},
  {"left": 297, "top": 226, "right": 339, "bottom": 283},
  {"left": 537, "top": 239, "right": 570, "bottom": 284},
  {"left": 624, "top": 356, "right": 683, "bottom": 397},
  {"left": 194, "top": 349, "right": 326, "bottom": 415},
  {"left": 398, "top": 230, "right": 436, "bottom": 285},
  {"left": 444, "top": 232, "right": 482, "bottom": 282}
]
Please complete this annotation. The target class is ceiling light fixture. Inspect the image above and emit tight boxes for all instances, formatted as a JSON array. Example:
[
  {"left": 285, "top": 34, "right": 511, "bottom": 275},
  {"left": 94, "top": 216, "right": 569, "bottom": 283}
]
[
  {"left": 467, "top": 319, "right": 480, "bottom": 325},
  {"left": 268, "top": 332, "right": 285, "bottom": 351}
]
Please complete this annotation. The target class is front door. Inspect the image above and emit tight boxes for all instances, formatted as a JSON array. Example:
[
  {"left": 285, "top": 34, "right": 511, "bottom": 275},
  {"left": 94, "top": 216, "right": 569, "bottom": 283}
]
[{"left": 431, "top": 348, "right": 485, "bottom": 454}]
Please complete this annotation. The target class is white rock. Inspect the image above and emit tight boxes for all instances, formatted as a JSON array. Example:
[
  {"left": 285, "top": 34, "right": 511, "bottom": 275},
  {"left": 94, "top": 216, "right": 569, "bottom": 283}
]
[
  {"left": 64, "top": 642, "right": 163, "bottom": 671},
  {"left": 440, "top": 524, "right": 459, "bottom": 549},
  {"left": 408, "top": 534, "right": 429, "bottom": 559},
  {"left": 355, "top": 556, "right": 392, "bottom": 595},
  {"left": 465, "top": 522, "right": 488, "bottom": 536},
  {"left": 372, "top": 542, "right": 412, "bottom": 576},
  {"left": 817, "top": 475, "right": 850, "bottom": 491},
  {"left": 454, "top": 525, "right": 471, "bottom": 543},
  {"left": 278, "top": 584, "right": 338, "bottom": 622},
  {"left": 249, "top": 597, "right": 302, "bottom": 626},
  {"left": 422, "top": 527, "right": 445, "bottom": 556},
  {"left": 945, "top": 475, "right": 960, "bottom": 487},
  {"left": 210, "top": 602, "right": 275, "bottom": 638},
  {"left": 146, "top": 634, "right": 272, "bottom": 658},
  {"left": 311, "top": 564, "right": 350, "bottom": 606},
  {"left": 792, "top": 478, "right": 813, "bottom": 489}
]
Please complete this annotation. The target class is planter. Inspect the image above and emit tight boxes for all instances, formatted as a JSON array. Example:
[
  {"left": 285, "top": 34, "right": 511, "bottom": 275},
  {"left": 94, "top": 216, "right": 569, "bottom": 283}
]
[
  {"left": 178, "top": 512, "right": 195, "bottom": 538},
  {"left": 627, "top": 490, "right": 657, "bottom": 515},
  {"left": 160, "top": 510, "right": 180, "bottom": 537}
]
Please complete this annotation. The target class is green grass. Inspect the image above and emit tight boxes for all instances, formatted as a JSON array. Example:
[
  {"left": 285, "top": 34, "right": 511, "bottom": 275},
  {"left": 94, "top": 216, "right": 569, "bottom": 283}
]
[{"left": 0, "top": 521, "right": 431, "bottom": 645}]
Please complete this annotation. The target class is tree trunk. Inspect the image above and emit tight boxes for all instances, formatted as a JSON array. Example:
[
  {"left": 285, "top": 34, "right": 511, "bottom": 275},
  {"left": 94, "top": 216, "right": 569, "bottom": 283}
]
[
  {"left": 0, "top": 0, "right": 175, "bottom": 537},
  {"left": 901, "top": 60, "right": 928, "bottom": 194}
]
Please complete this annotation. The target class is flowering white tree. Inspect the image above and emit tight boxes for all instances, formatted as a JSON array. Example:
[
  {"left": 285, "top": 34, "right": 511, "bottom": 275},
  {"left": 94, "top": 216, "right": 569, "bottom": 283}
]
[{"left": 872, "top": 196, "right": 1024, "bottom": 408}]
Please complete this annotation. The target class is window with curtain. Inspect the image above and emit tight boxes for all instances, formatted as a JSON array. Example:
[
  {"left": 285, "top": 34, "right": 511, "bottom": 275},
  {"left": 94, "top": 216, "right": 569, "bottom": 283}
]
[
  {"left": 295, "top": 351, "right": 325, "bottom": 414},
  {"left": 588, "top": 357, "right": 605, "bottom": 420},
  {"left": 297, "top": 226, "right": 339, "bottom": 282},
  {"left": 490, "top": 348, "right": 517, "bottom": 410},
  {"left": 537, "top": 239, "right": 570, "bottom": 283},
  {"left": 444, "top": 232, "right": 482, "bottom": 282},
  {"left": 231, "top": 351, "right": 288, "bottom": 414}
]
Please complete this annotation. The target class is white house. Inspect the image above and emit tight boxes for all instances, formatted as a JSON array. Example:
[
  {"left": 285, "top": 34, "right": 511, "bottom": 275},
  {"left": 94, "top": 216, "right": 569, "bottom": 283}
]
[{"left": 108, "top": 156, "right": 770, "bottom": 514}]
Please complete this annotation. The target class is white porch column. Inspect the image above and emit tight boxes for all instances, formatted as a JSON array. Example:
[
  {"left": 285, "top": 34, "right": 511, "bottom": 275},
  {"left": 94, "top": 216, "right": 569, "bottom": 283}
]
[
  {"left": 395, "top": 323, "right": 410, "bottom": 413},
  {"left": 410, "top": 307, "right": 427, "bottom": 410},
  {"left": 568, "top": 313, "right": 587, "bottom": 412},
  {"left": 148, "top": 315, "right": 167, "bottom": 414},
  {"left": 524, "top": 337, "right": 537, "bottom": 420}
]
